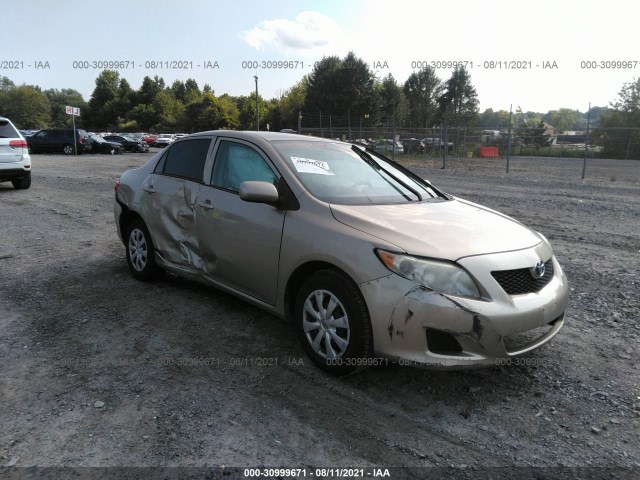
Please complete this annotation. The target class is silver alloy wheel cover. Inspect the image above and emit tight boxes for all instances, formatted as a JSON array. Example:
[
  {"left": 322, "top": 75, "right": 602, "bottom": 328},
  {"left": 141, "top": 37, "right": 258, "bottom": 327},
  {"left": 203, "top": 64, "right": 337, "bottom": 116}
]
[
  {"left": 128, "top": 228, "right": 148, "bottom": 272},
  {"left": 302, "top": 289, "right": 350, "bottom": 359}
]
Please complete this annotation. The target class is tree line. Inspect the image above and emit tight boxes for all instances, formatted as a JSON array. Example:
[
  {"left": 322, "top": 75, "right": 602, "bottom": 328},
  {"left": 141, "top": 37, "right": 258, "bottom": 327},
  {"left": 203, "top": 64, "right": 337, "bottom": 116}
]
[
  {"left": 1, "top": 51, "right": 639, "bottom": 156},
  {"left": 0, "top": 52, "right": 481, "bottom": 133}
]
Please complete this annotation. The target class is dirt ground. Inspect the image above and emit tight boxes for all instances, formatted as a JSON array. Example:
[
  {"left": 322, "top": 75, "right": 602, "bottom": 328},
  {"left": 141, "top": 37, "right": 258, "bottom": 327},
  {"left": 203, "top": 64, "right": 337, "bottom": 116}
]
[{"left": 0, "top": 149, "right": 638, "bottom": 479}]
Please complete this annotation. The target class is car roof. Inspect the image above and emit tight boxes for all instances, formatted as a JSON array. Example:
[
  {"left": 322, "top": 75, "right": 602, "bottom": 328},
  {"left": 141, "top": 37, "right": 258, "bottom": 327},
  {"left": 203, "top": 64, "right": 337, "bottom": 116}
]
[{"left": 187, "top": 130, "right": 343, "bottom": 146}]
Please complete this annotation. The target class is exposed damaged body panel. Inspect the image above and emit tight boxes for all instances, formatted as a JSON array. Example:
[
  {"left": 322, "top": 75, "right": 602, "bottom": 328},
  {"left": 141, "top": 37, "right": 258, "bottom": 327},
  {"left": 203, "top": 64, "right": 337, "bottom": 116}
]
[{"left": 360, "top": 242, "right": 568, "bottom": 368}]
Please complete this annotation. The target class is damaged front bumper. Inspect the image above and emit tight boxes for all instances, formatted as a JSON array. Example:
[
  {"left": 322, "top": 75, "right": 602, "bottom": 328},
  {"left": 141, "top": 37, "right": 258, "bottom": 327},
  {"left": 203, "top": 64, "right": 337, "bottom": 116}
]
[{"left": 359, "top": 247, "right": 569, "bottom": 368}]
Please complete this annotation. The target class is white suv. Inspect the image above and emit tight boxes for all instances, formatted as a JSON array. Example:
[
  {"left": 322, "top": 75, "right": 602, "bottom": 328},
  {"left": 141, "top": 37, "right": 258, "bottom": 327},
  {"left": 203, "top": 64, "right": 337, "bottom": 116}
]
[
  {"left": 153, "top": 134, "right": 175, "bottom": 148},
  {"left": 0, "top": 117, "right": 31, "bottom": 189}
]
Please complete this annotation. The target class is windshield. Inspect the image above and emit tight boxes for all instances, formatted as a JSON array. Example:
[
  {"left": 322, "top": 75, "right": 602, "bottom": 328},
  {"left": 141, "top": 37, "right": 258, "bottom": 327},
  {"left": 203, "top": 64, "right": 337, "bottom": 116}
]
[{"left": 272, "top": 140, "right": 441, "bottom": 205}]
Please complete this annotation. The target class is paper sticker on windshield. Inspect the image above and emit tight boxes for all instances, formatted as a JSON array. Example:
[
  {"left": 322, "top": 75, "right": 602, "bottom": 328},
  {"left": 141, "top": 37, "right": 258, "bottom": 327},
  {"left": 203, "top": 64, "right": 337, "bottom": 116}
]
[{"left": 291, "top": 157, "right": 335, "bottom": 175}]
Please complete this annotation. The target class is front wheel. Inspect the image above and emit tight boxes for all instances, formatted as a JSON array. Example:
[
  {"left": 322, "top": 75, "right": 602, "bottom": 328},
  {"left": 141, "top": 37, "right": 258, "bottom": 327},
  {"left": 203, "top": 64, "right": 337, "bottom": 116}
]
[
  {"left": 125, "top": 218, "right": 162, "bottom": 281},
  {"left": 295, "top": 269, "right": 373, "bottom": 375}
]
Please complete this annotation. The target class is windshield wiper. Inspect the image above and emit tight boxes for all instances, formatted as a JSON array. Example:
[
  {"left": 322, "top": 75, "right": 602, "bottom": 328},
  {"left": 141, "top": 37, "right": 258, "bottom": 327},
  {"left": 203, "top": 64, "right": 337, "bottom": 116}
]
[{"left": 351, "top": 145, "right": 422, "bottom": 201}]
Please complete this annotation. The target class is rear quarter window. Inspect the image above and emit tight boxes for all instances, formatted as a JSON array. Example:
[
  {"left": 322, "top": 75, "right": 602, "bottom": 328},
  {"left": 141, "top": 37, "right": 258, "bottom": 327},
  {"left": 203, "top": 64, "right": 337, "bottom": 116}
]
[{"left": 0, "top": 120, "right": 19, "bottom": 139}]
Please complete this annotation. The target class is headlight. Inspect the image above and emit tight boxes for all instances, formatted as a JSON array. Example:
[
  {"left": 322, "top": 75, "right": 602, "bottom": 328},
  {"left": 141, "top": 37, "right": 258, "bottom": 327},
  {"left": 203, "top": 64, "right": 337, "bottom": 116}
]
[{"left": 376, "top": 250, "right": 481, "bottom": 299}]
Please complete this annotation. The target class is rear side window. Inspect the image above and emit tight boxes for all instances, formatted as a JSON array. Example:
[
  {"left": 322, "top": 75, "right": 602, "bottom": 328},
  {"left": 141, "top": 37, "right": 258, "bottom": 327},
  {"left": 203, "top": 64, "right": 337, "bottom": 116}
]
[
  {"left": 211, "top": 141, "right": 277, "bottom": 192},
  {"left": 161, "top": 138, "right": 211, "bottom": 182},
  {"left": 0, "top": 120, "right": 19, "bottom": 138}
]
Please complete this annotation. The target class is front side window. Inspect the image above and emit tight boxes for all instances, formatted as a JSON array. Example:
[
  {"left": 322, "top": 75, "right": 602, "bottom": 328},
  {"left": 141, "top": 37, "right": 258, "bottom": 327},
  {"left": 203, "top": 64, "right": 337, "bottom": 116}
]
[
  {"left": 211, "top": 141, "right": 277, "bottom": 192},
  {"left": 161, "top": 138, "right": 211, "bottom": 182}
]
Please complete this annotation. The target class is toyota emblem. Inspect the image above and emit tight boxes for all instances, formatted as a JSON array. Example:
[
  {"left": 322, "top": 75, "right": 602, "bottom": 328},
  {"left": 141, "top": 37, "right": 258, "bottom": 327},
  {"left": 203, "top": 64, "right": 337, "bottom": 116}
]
[{"left": 531, "top": 260, "right": 546, "bottom": 279}]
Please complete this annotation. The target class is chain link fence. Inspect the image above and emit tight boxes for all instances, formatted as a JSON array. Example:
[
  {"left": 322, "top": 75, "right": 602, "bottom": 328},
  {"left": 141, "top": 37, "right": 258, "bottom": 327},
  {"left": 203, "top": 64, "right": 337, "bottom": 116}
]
[{"left": 295, "top": 112, "right": 640, "bottom": 181}]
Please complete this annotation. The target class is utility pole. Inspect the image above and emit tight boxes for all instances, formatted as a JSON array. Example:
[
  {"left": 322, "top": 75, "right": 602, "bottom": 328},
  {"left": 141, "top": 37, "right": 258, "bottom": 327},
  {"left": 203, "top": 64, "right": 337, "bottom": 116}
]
[
  {"left": 254, "top": 75, "right": 259, "bottom": 131},
  {"left": 582, "top": 102, "right": 591, "bottom": 179},
  {"left": 506, "top": 104, "right": 513, "bottom": 173}
]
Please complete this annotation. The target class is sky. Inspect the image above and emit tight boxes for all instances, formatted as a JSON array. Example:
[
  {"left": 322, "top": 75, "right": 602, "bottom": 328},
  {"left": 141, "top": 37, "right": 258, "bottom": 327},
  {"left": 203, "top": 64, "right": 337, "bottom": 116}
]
[{"left": 4, "top": 0, "right": 639, "bottom": 113}]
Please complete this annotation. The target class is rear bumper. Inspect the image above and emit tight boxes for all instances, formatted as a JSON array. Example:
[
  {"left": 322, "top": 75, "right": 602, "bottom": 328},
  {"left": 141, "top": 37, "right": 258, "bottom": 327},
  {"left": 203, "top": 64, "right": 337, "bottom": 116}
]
[{"left": 0, "top": 167, "right": 30, "bottom": 181}]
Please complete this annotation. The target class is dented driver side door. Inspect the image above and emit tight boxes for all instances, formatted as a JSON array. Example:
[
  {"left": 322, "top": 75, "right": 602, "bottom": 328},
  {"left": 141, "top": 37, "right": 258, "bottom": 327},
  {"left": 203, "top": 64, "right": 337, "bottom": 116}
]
[{"left": 139, "top": 138, "right": 213, "bottom": 269}]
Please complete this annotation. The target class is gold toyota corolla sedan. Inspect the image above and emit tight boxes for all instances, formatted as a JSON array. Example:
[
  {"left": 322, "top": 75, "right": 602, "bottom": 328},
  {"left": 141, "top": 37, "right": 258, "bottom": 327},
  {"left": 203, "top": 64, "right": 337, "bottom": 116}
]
[{"left": 114, "top": 131, "right": 569, "bottom": 375}]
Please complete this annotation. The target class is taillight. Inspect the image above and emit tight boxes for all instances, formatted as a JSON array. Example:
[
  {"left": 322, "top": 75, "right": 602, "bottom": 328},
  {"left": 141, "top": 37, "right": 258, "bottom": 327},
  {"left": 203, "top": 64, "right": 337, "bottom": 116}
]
[
  {"left": 9, "top": 139, "right": 28, "bottom": 149},
  {"left": 79, "top": 137, "right": 84, "bottom": 144},
  {"left": 114, "top": 179, "right": 120, "bottom": 191}
]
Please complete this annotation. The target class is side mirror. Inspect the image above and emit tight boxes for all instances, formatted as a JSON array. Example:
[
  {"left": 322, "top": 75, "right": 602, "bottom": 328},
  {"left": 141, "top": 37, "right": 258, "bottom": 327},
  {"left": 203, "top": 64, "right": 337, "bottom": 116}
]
[{"left": 239, "top": 181, "right": 279, "bottom": 204}]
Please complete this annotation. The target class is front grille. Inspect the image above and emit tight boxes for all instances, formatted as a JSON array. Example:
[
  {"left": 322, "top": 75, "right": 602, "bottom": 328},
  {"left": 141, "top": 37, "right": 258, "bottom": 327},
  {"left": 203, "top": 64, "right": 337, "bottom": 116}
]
[{"left": 491, "top": 259, "right": 554, "bottom": 295}]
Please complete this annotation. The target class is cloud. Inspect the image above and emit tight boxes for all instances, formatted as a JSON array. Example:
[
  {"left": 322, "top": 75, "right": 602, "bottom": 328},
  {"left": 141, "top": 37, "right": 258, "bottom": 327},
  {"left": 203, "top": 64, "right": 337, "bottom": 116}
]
[{"left": 240, "top": 11, "right": 344, "bottom": 53}]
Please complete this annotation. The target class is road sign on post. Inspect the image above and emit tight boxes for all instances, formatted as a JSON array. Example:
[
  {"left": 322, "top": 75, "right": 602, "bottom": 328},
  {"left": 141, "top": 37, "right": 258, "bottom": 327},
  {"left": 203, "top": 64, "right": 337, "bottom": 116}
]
[{"left": 65, "top": 106, "right": 81, "bottom": 155}]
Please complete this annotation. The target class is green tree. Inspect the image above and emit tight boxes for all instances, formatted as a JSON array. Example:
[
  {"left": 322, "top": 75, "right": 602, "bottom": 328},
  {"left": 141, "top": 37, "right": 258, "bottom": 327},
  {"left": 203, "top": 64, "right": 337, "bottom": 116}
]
[
  {"left": 378, "top": 74, "right": 407, "bottom": 127},
  {"left": 136, "top": 75, "right": 165, "bottom": 106},
  {"left": 515, "top": 120, "right": 551, "bottom": 147},
  {"left": 403, "top": 66, "right": 442, "bottom": 128},
  {"left": 594, "top": 78, "right": 640, "bottom": 159},
  {"left": 127, "top": 104, "right": 157, "bottom": 132},
  {"left": 477, "top": 108, "right": 512, "bottom": 128},
  {"left": 278, "top": 76, "right": 308, "bottom": 130},
  {"left": 43, "top": 88, "right": 87, "bottom": 128},
  {"left": 183, "top": 79, "right": 202, "bottom": 104},
  {"left": 0, "top": 76, "right": 15, "bottom": 92},
  {"left": 171, "top": 80, "right": 187, "bottom": 102},
  {"left": 216, "top": 95, "right": 240, "bottom": 130},
  {"left": 438, "top": 66, "right": 479, "bottom": 125},
  {"left": 235, "top": 94, "right": 271, "bottom": 130},
  {"left": 86, "top": 70, "right": 122, "bottom": 130},
  {"left": 304, "top": 52, "right": 375, "bottom": 116},
  {"left": 0, "top": 85, "right": 51, "bottom": 129},
  {"left": 543, "top": 108, "right": 585, "bottom": 131},
  {"left": 183, "top": 93, "right": 240, "bottom": 132},
  {"left": 153, "top": 90, "right": 185, "bottom": 132}
]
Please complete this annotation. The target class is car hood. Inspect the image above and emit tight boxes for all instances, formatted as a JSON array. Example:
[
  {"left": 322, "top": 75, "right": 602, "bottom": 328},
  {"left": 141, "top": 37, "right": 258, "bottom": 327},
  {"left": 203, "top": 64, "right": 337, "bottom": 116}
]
[{"left": 330, "top": 198, "right": 542, "bottom": 260}]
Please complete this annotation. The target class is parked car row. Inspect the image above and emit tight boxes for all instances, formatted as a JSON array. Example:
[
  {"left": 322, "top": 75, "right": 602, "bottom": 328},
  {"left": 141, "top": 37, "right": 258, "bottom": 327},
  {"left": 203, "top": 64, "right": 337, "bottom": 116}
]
[
  {"left": 20, "top": 128, "right": 153, "bottom": 155},
  {"left": 351, "top": 137, "right": 456, "bottom": 155},
  {"left": 88, "top": 135, "right": 125, "bottom": 155}
]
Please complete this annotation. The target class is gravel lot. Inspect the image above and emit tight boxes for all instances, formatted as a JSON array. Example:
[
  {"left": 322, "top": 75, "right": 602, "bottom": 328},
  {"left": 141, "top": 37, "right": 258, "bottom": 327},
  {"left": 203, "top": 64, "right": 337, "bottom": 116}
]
[{"left": 0, "top": 150, "right": 638, "bottom": 478}]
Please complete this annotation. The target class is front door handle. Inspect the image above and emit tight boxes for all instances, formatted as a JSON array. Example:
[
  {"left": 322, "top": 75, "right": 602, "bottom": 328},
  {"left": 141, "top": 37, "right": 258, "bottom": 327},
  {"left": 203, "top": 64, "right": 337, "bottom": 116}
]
[
  {"left": 143, "top": 185, "right": 156, "bottom": 193},
  {"left": 198, "top": 200, "right": 214, "bottom": 210}
]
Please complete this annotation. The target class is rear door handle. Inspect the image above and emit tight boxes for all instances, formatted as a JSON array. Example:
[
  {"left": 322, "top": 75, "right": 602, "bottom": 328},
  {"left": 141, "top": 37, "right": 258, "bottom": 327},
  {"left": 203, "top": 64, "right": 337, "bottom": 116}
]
[
  {"left": 198, "top": 201, "right": 214, "bottom": 210},
  {"left": 143, "top": 185, "right": 156, "bottom": 193}
]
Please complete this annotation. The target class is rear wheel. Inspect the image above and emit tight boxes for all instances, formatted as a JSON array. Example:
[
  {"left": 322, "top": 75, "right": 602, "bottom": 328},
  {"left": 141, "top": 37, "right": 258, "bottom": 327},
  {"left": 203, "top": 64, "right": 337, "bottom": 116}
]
[
  {"left": 125, "top": 218, "right": 162, "bottom": 281},
  {"left": 63, "top": 144, "right": 74, "bottom": 155},
  {"left": 295, "top": 269, "right": 373, "bottom": 375},
  {"left": 11, "top": 173, "right": 31, "bottom": 190}
]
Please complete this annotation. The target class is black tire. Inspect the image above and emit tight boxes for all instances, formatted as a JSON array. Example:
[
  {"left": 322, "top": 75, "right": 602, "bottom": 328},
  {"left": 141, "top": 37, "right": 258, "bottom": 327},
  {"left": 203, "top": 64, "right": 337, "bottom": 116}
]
[
  {"left": 295, "top": 269, "right": 373, "bottom": 375},
  {"left": 125, "top": 218, "right": 162, "bottom": 281},
  {"left": 11, "top": 173, "right": 31, "bottom": 190},
  {"left": 62, "top": 144, "right": 74, "bottom": 155}
]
